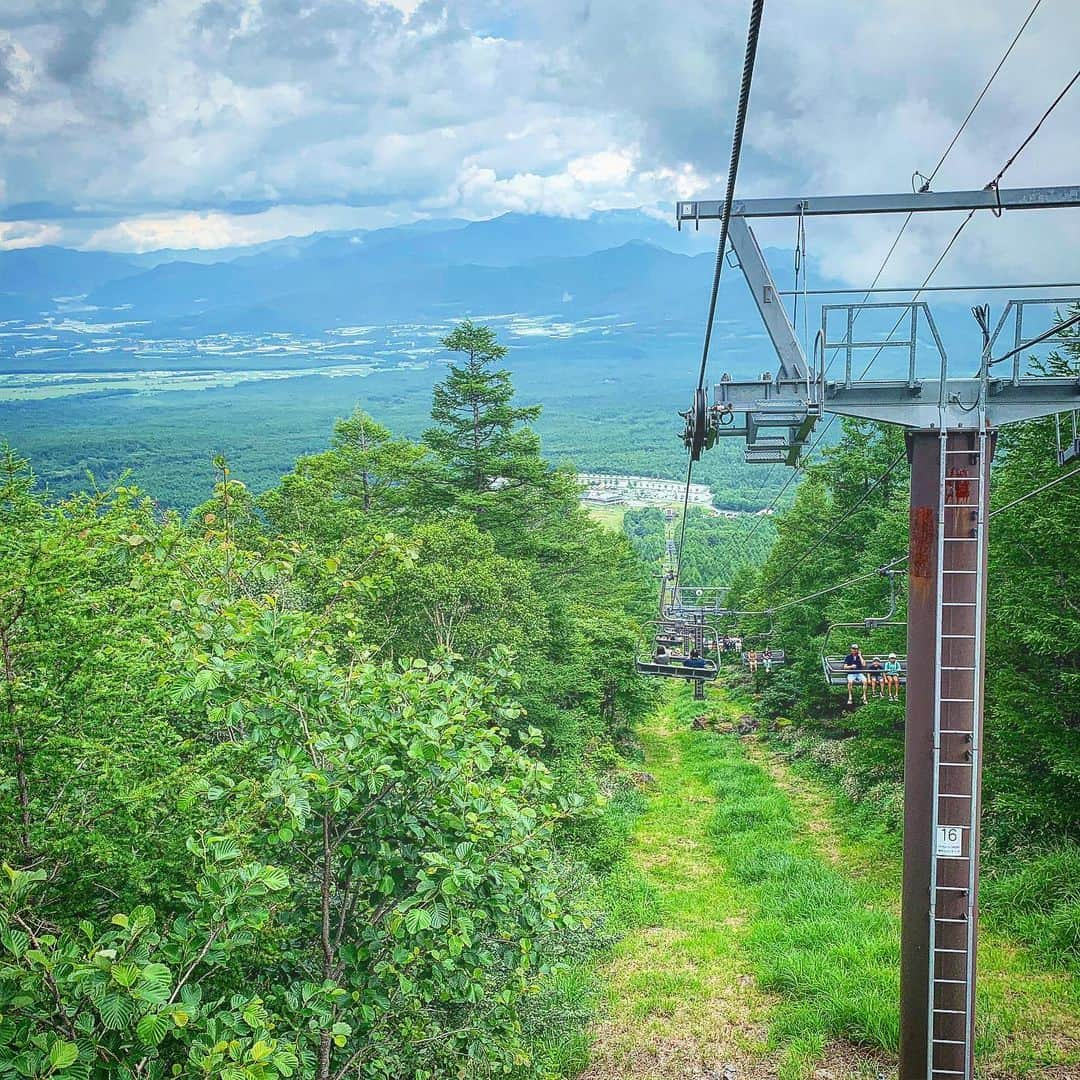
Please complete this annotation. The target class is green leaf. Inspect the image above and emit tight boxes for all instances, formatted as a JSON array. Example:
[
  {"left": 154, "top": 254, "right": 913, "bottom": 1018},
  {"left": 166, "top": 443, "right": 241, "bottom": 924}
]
[
  {"left": 403, "top": 907, "right": 432, "bottom": 933},
  {"left": 48, "top": 1040, "right": 78, "bottom": 1070},
  {"left": 97, "top": 993, "right": 134, "bottom": 1031},
  {"left": 136, "top": 1011, "right": 171, "bottom": 1047}
]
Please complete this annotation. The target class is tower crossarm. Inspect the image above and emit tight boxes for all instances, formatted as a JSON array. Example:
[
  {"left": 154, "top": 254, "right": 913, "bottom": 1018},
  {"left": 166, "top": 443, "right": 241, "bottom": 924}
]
[{"left": 677, "top": 185, "right": 1080, "bottom": 224}]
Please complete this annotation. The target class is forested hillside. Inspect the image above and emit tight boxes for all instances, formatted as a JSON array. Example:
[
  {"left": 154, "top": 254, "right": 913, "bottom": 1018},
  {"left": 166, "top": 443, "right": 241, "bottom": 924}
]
[
  {"left": 623, "top": 506, "right": 775, "bottom": 588},
  {"left": 0, "top": 321, "right": 659, "bottom": 1078}
]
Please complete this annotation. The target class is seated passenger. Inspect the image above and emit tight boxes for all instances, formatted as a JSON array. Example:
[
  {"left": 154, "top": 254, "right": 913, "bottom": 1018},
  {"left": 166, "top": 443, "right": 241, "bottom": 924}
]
[
  {"left": 843, "top": 643, "right": 867, "bottom": 706},
  {"left": 654, "top": 645, "right": 669, "bottom": 662},
  {"left": 747, "top": 648, "right": 758, "bottom": 673},
  {"left": 884, "top": 653, "right": 902, "bottom": 702},
  {"left": 868, "top": 656, "right": 885, "bottom": 698},
  {"left": 683, "top": 648, "right": 709, "bottom": 670},
  {"left": 762, "top": 648, "right": 773, "bottom": 673}
]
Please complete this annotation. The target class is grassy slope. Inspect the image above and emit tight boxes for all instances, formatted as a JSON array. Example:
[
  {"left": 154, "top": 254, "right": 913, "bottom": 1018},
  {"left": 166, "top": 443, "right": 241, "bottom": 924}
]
[
  {"left": 580, "top": 697, "right": 776, "bottom": 1080},
  {"left": 582, "top": 683, "right": 1079, "bottom": 1079},
  {"left": 585, "top": 506, "right": 627, "bottom": 532}
]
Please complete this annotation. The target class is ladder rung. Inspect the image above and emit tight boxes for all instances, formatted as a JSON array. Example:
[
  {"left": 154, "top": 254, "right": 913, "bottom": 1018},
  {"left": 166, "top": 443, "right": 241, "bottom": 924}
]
[
  {"left": 940, "top": 666, "right": 975, "bottom": 671},
  {"left": 939, "top": 730, "right": 975, "bottom": 734},
  {"left": 945, "top": 449, "right": 982, "bottom": 455},
  {"left": 941, "top": 568, "right": 978, "bottom": 573},
  {"left": 934, "top": 978, "right": 967, "bottom": 984},
  {"left": 935, "top": 855, "right": 971, "bottom": 861},
  {"left": 935, "top": 886, "right": 968, "bottom": 892},
  {"left": 943, "top": 537, "right": 977, "bottom": 542},
  {"left": 934, "top": 1008, "right": 968, "bottom": 1014},
  {"left": 942, "top": 602, "right": 977, "bottom": 607},
  {"left": 938, "top": 762, "right": 973, "bottom": 769},
  {"left": 931, "top": 1072, "right": 967, "bottom": 1077},
  {"left": 942, "top": 503, "right": 979, "bottom": 509},
  {"left": 941, "top": 633, "right": 976, "bottom": 638},
  {"left": 932, "top": 1039, "right": 968, "bottom": 1046},
  {"left": 934, "top": 918, "right": 969, "bottom": 924},
  {"left": 934, "top": 947, "right": 969, "bottom": 953},
  {"left": 941, "top": 698, "right": 975, "bottom": 703},
  {"left": 938, "top": 793, "right": 974, "bottom": 800}
]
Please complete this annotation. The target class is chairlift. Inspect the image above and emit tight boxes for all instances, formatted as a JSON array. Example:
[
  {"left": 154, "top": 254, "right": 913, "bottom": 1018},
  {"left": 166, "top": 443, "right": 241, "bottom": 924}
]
[
  {"left": 635, "top": 618, "right": 720, "bottom": 699},
  {"left": 821, "top": 569, "right": 908, "bottom": 691},
  {"left": 737, "top": 609, "right": 786, "bottom": 670}
]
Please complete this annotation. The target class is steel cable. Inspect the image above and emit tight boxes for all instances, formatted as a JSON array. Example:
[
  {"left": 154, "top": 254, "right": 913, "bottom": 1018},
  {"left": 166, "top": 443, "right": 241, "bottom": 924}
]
[{"left": 673, "top": 0, "right": 765, "bottom": 591}]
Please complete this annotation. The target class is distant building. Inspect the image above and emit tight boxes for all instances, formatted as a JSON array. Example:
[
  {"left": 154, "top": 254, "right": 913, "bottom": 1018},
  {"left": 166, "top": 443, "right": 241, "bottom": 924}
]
[{"left": 578, "top": 472, "right": 714, "bottom": 508}]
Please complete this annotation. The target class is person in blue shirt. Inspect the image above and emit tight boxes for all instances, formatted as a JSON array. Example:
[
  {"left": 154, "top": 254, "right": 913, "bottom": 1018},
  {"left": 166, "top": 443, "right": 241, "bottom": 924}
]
[
  {"left": 843, "top": 643, "right": 867, "bottom": 706},
  {"left": 683, "top": 648, "right": 709, "bottom": 670},
  {"left": 883, "top": 653, "right": 903, "bottom": 701}
]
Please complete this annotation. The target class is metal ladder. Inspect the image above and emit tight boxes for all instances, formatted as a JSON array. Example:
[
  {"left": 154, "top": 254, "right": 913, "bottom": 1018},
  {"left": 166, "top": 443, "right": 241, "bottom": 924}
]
[{"left": 926, "top": 427, "right": 986, "bottom": 1080}]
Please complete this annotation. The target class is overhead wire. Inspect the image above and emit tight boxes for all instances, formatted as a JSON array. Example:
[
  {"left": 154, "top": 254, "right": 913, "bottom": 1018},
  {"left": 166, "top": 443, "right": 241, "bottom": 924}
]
[
  {"left": 722, "top": 5, "right": 1060, "bottom": 539},
  {"left": 921, "top": 0, "right": 1044, "bottom": 187},
  {"left": 725, "top": 459, "right": 1080, "bottom": 620},
  {"left": 725, "top": 60, "right": 1080, "bottom": 565},
  {"left": 757, "top": 449, "right": 907, "bottom": 589},
  {"left": 672, "top": 0, "right": 765, "bottom": 592}
]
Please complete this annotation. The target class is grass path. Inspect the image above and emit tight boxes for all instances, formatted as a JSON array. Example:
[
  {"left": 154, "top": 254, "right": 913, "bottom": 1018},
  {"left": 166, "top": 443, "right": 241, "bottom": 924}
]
[
  {"left": 580, "top": 706, "right": 777, "bottom": 1080},
  {"left": 581, "top": 686, "right": 1079, "bottom": 1080}
]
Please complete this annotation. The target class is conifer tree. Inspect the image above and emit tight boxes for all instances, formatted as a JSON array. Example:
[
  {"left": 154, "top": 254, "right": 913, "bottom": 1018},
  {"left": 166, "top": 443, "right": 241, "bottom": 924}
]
[{"left": 425, "top": 320, "right": 542, "bottom": 492}]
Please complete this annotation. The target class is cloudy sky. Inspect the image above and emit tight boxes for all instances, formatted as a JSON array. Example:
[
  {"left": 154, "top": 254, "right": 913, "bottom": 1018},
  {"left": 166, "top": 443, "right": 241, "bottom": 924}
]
[{"left": 1, "top": 0, "right": 1078, "bottom": 283}]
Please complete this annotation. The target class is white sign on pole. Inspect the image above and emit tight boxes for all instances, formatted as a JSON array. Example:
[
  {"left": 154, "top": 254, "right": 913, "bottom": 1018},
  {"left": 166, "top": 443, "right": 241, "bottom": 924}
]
[{"left": 936, "top": 825, "right": 963, "bottom": 857}]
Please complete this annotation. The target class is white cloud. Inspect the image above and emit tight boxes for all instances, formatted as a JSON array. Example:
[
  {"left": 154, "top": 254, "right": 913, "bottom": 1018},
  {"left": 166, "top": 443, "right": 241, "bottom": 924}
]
[
  {"left": 0, "top": 220, "right": 63, "bottom": 249},
  {"left": 82, "top": 203, "right": 407, "bottom": 252},
  {"left": 0, "top": 0, "right": 1076, "bottom": 284}
]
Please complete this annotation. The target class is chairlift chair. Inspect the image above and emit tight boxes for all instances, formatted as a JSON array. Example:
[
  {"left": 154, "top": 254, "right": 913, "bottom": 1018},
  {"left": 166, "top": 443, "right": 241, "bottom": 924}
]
[
  {"left": 821, "top": 570, "right": 908, "bottom": 689},
  {"left": 635, "top": 619, "right": 721, "bottom": 699},
  {"left": 736, "top": 610, "right": 785, "bottom": 669}
]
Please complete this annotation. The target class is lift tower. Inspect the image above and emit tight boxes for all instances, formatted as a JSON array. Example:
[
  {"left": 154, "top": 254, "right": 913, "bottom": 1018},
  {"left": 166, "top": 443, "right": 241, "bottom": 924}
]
[{"left": 676, "top": 184, "right": 1080, "bottom": 1080}]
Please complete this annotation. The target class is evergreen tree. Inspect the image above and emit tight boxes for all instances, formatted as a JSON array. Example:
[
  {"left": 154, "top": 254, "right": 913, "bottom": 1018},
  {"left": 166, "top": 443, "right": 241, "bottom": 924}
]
[{"left": 425, "top": 320, "right": 542, "bottom": 493}]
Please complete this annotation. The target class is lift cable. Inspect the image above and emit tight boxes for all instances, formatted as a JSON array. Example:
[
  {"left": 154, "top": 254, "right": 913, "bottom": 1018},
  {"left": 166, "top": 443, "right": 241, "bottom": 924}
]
[
  {"left": 729, "top": 8, "right": 1060, "bottom": 522},
  {"left": 727, "top": 65, "right": 1080, "bottom": 562},
  {"left": 694, "top": 0, "right": 765, "bottom": 396},
  {"left": 755, "top": 450, "right": 908, "bottom": 590},
  {"left": 727, "top": 462, "right": 1080, "bottom": 622},
  {"left": 923, "top": 0, "right": 1044, "bottom": 188},
  {"left": 673, "top": 0, "right": 765, "bottom": 590}
]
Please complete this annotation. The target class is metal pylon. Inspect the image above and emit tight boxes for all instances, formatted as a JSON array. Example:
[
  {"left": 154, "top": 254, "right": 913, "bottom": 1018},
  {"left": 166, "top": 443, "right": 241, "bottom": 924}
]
[{"left": 925, "top": 426, "right": 987, "bottom": 1079}]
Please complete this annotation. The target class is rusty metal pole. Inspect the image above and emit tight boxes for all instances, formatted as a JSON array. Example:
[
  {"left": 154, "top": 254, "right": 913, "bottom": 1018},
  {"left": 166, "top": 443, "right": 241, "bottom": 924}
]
[
  {"left": 900, "top": 429, "right": 992, "bottom": 1080},
  {"left": 900, "top": 430, "right": 938, "bottom": 1078}
]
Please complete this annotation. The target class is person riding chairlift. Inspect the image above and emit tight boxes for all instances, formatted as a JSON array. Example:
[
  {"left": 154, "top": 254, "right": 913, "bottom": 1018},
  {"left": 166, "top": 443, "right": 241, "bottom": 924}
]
[
  {"left": 762, "top": 647, "right": 773, "bottom": 673},
  {"left": 683, "top": 648, "right": 709, "bottom": 670},
  {"left": 747, "top": 647, "right": 758, "bottom": 674},
  {"left": 843, "top": 643, "right": 867, "bottom": 706},
  {"left": 883, "top": 652, "right": 902, "bottom": 702},
  {"left": 868, "top": 655, "right": 885, "bottom": 698}
]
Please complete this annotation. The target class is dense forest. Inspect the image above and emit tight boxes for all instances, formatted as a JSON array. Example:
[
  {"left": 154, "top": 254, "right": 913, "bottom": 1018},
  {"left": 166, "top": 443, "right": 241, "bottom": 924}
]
[
  {"left": 623, "top": 506, "right": 776, "bottom": 588},
  {"left": 0, "top": 321, "right": 659, "bottom": 1078}
]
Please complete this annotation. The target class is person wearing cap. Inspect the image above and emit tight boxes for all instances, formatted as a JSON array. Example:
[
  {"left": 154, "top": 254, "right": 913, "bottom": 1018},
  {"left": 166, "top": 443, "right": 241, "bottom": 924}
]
[
  {"left": 843, "top": 643, "right": 867, "bottom": 705},
  {"left": 883, "top": 653, "right": 902, "bottom": 701},
  {"left": 867, "top": 656, "right": 884, "bottom": 697}
]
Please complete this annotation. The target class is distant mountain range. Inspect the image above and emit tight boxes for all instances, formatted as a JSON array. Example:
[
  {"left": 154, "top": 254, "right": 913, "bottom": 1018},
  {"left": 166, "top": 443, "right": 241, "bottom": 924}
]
[
  {"left": 0, "top": 208, "right": 994, "bottom": 379},
  {"left": 0, "top": 211, "right": 733, "bottom": 332}
]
